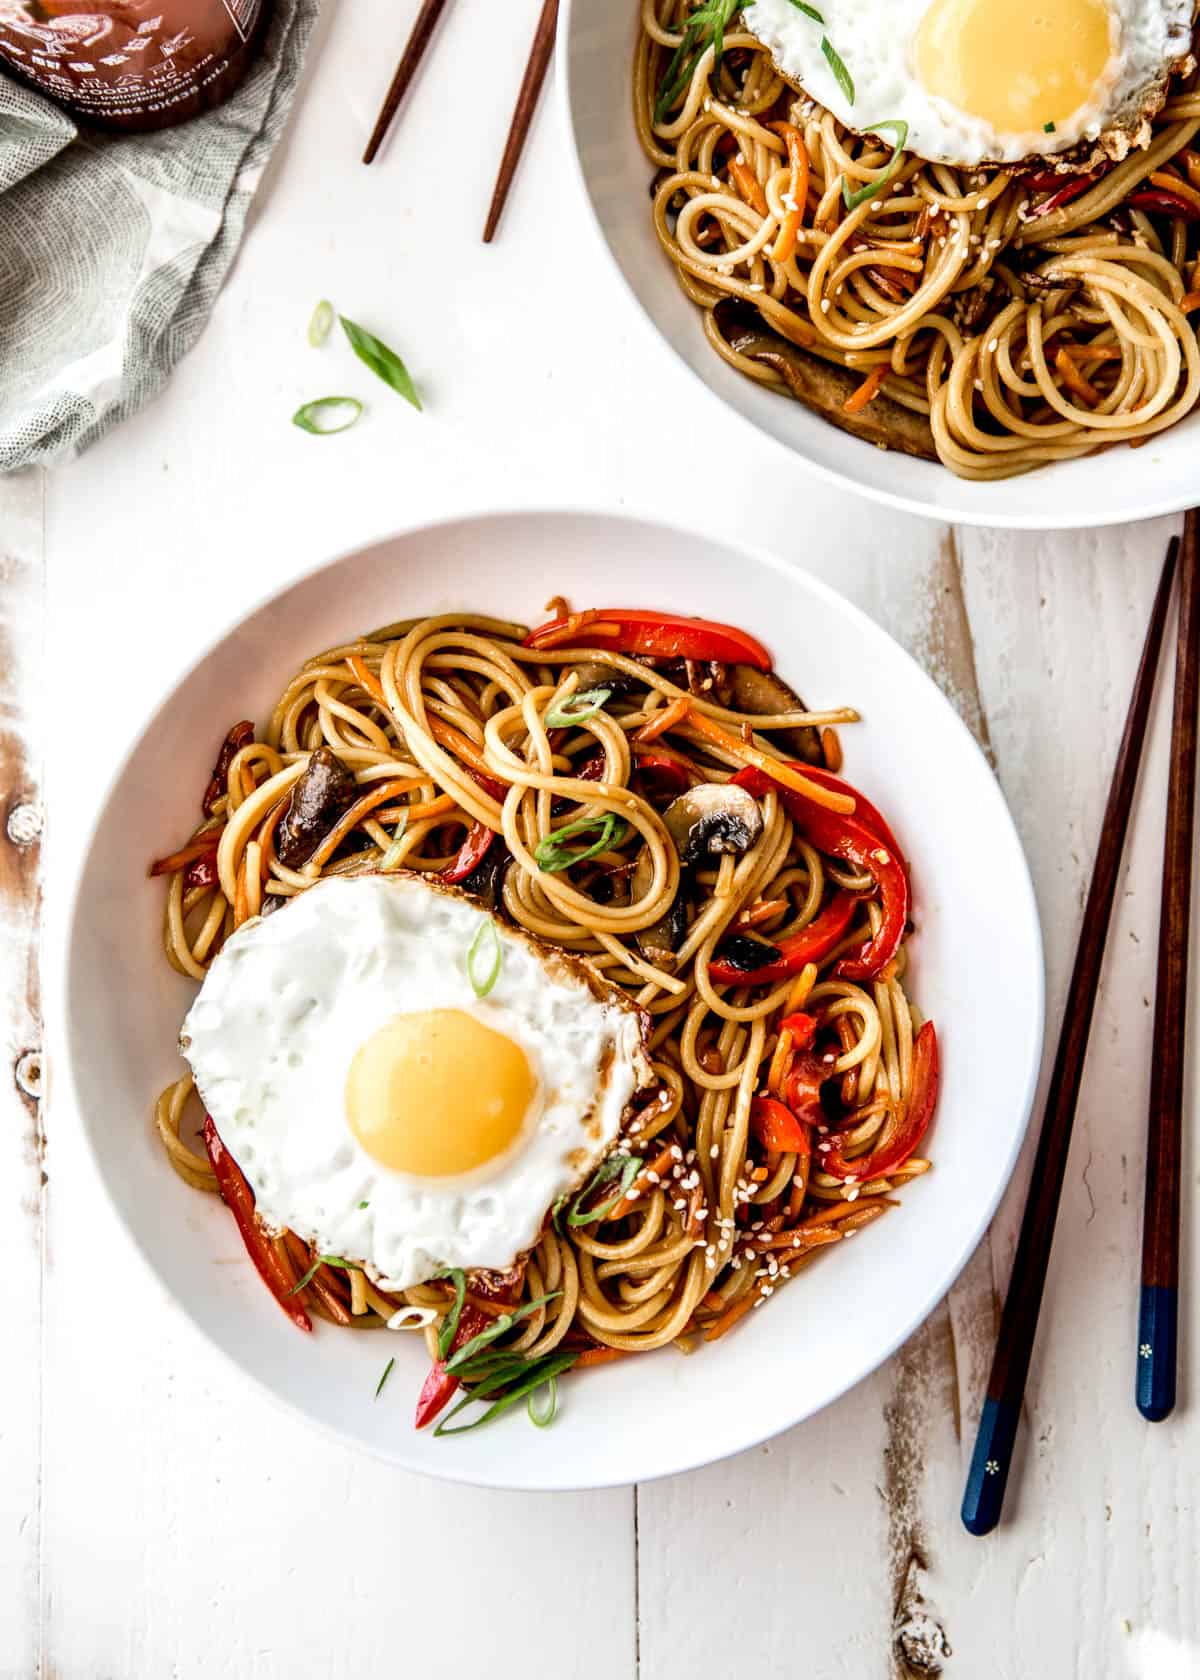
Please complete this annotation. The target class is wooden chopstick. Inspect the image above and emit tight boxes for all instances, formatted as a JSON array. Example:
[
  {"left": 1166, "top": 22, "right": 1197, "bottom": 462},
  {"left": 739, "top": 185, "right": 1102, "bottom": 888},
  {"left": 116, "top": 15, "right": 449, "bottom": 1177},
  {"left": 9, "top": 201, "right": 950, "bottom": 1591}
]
[
  {"left": 1137, "top": 509, "right": 1200, "bottom": 1422},
  {"left": 482, "top": 0, "right": 559, "bottom": 243},
  {"left": 362, "top": 0, "right": 455, "bottom": 166},
  {"left": 962, "top": 534, "right": 1180, "bottom": 1537}
]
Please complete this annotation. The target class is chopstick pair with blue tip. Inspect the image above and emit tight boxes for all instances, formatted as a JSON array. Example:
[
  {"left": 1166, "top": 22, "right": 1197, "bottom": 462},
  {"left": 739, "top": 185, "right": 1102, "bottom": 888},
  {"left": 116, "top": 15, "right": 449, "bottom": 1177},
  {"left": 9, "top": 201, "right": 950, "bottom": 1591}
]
[
  {"left": 1138, "top": 510, "right": 1199, "bottom": 1423},
  {"left": 962, "top": 531, "right": 1181, "bottom": 1538}
]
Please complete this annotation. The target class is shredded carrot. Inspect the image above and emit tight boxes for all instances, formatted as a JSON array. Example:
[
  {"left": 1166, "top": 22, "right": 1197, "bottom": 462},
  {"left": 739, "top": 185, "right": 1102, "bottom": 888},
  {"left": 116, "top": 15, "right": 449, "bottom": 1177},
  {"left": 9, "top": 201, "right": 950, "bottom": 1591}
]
[
  {"left": 768, "top": 121, "right": 810, "bottom": 265},
  {"left": 635, "top": 694, "right": 693, "bottom": 743},
  {"left": 1065, "top": 344, "right": 1123, "bottom": 363},
  {"left": 347, "top": 653, "right": 387, "bottom": 708},
  {"left": 729, "top": 157, "right": 768, "bottom": 216},
  {"left": 759, "top": 1224, "right": 846, "bottom": 1253},
  {"left": 305, "top": 779, "right": 452, "bottom": 871},
  {"left": 703, "top": 1291, "right": 758, "bottom": 1341},
  {"left": 609, "top": 1142, "right": 678, "bottom": 1220},
  {"left": 843, "top": 363, "right": 888, "bottom": 414},
  {"left": 685, "top": 708, "right": 856, "bottom": 812},
  {"left": 1150, "top": 169, "right": 1200, "bottom": 214},
  {"left": 1055, "top": 346, "right": 1102, "bottom": 408},
  {"left": 373, "top": 793, "right": 458, "bottom": 825},
  {"left": 148, "top": 834, "right": 221, "bottom": 877},
  {"left": 525, "top": 612, "right": 623, "bottom": 650},
  {"left": 784, "top": 962, "right": 819, "bottom": 1013},
  {"left": 735, "top": 896, "right": 788, "bottom": 930},
  {"left": 428, "top": 715, "right": 508, "bottom": 787},
  {"left": 1181, "top": 290, "right": 1200, "bottom": 313},
  {"left": 821, "top": 726, "right": 843, "bottom": 772},
  {"left": 576, "top": 1347, "right": 628, "bottom": 1368}
]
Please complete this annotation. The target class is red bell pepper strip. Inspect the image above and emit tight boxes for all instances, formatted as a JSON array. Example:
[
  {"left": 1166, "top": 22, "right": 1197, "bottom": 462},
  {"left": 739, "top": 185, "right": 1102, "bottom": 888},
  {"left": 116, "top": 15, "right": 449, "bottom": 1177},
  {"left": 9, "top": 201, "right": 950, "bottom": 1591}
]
[
  {"left": 184, "top": 849, "right": 220, "bottom": 892},
  {"left": 778, "top": 1010, "right": 818, "bottom": 1048},
  {"left": 731, "top": 766, "right": 908, "bottom": 982},
  {"left": 632, "top": 751, "right": 690, "bottom": 799},
  {"left": 414, "top": 1304, "right": 491, "bottom": 1429},
  {"left": 442, "top": 821, "right": 495, "bottom": 884},
  {"left": 523, "top": 609, "right": 772, "bottom": 670},
  {"left": 203, "top": 1116, "right": 312, "bottom": 1333},
  {"left": 751, "top": 1095, "right": 811, "bottom": 1154},
  {"left": 789, "top": 766, "right": 907, "bottom": 872},
  {"left": 708, "top": 890, "right": 858, "bottom": 985},
  {"left": 816, "top": 1020, "right": 939, "bottom": 1182},
  {"left": 1021, "top": 167, "right": 1104, "bottom": 218},
  {"left": 1127, "top": 188, "right": 1200, "bottom": 222}
]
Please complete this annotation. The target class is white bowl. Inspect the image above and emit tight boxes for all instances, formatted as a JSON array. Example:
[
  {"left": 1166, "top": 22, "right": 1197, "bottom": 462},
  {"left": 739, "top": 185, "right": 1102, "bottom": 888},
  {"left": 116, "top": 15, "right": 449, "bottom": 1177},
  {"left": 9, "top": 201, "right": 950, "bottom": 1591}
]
[
  {"left": 64, "top": 509, "right": 1044, "bottom": 1489},
  {"left": 559, "top": 2, "right": 1198, "bottom": 529}
]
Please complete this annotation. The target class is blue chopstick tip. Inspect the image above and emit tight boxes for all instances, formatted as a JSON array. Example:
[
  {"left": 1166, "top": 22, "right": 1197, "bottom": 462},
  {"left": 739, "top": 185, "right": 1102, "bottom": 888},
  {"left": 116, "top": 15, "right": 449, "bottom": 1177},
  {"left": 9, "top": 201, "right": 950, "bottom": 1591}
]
[{"left": 1136, "top": 1285, "right": 1178, "bottom": 1423}]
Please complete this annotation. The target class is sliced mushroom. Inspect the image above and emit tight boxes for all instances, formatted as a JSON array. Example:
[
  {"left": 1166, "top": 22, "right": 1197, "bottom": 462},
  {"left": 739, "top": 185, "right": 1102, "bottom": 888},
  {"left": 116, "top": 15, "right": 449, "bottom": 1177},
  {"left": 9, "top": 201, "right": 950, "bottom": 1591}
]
[
  {"left": 567, "top": 659, "right": 635, "bottom": 697},
  {"left": 631, "top": 846, "right": 689, "bottom": 971},
  {"left": 276, "top": 745, "right": 357, "bottom": 868},
  {"left": 663, "top": 783, "right": 763, "bottom": 866},
  {"left": 728, "top": 664, "right": 823, "bottom": 766}
]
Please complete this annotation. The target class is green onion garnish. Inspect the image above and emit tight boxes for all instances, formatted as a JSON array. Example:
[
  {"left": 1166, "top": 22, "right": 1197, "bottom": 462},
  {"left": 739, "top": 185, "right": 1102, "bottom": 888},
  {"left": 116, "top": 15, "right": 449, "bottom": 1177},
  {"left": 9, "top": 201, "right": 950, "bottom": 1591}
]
[
  {"left": 308, "top": 299, "right": 334, "bottom": 347},
  {"left": 433, "top": 1351, "right": 579, "bottom": 1436},
  {"left": 286, "top": 1254, "right": 353, "bottom": 1296},
  {"left": 653, "top": 0, "right": 741, "bottom": 124},
  {"left": 842, "top": 120, "right": 908, "bottom": 210},
  {"left": 466, "top": 918, "right": 502, "bottom": 998},
  {"left": 437, "top": 1268, "right": 468, "bottom": 1359},
  {"left": 544, "top": 686, "right": 612, "bottom": 728},
  {"left": 534, "top": 813, "right": 627, "bottom": 874},
  {"left": 567, "top": 1154, "right": 641, "bottom": 1228},
  {"left": 340, "top": 316, "right": 422, "bottom": 411},
  {"left": 820, "top": 36, "right": 854, "bottom": 104},
  {"left": 528, "top": 1374, "right": 561, "bottom": 1428},
  {"left": 444, "top": 1293, "right": 563, "bottom": 1373},
  {"left": 380, "top": 811, "right": 409, "bottom": 873},
  {"left": 359, "top": 1200, "right": 370, "bottom": 1209},
  {"left": 785, "top": 0, "right": 824, "bottom": 18},
  {"left": 1043, "top": 120, "right": 1056, "bottom": 134},
  {"left": 375, "top": 1357, "right": 395, "bottom": 1399},
  {"left": 292, "top": 397, "right": 363, "bottom": 436}
]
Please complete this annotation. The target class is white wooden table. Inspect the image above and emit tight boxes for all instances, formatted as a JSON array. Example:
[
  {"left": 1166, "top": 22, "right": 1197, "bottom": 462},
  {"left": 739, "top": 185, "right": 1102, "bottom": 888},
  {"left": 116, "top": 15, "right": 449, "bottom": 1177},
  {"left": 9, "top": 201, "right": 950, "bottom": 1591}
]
[{"left": 3, "top": 3, "right": 1198, "bottom": 1675}]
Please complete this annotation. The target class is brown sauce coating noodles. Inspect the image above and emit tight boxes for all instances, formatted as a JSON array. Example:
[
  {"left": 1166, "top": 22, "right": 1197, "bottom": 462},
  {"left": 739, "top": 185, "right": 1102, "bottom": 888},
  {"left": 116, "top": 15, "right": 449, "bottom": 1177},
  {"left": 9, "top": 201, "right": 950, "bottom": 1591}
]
[
  {"left": 636, "top": 0, "right": 1200, "bottom": 478},
  {"left": 152, "top": 611, "right": 931, "bottom": 1391}
]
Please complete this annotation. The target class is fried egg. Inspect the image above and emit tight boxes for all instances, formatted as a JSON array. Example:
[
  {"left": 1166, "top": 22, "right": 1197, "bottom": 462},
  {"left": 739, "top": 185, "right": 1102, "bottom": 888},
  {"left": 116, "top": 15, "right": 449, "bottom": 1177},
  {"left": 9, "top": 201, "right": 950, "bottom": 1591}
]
[
  {"left": 181, "top": 873, "right": 654, "bottom": 1291},
  {"left": 743, "top": 0, "right": 1194, "bottom": 166}
]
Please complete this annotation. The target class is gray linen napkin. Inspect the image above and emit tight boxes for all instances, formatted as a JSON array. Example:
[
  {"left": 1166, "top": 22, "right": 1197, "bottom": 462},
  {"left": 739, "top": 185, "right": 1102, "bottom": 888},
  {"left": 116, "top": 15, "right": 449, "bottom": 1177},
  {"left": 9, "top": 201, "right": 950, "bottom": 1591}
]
[{"left": 0, "top": 0, "right": 319, "bottom": 471}]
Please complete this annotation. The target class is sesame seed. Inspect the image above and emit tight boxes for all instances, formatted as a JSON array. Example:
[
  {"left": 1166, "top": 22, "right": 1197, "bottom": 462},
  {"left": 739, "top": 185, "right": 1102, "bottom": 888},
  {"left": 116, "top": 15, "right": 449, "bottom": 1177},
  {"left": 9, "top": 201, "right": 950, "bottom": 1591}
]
[
  {"left": 710, "top": 1144, "right": 720, "bottom": 1158},
  {"left": 988, "top": 338, "right": 999, "bottom": 351},
  {"left": 845, "top": 1187, "right": 861, "bottom": 1202},
  {"left": 821, "top": 299, "right": 831, "bottom": 312}
]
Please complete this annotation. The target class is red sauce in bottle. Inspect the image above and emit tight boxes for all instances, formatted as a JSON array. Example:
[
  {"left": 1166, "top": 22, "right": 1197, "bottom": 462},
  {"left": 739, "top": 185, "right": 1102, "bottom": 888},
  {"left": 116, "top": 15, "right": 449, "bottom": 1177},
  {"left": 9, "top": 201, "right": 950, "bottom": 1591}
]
[{"left": 0, "top": 1, "right": 271, "bottom": 131}]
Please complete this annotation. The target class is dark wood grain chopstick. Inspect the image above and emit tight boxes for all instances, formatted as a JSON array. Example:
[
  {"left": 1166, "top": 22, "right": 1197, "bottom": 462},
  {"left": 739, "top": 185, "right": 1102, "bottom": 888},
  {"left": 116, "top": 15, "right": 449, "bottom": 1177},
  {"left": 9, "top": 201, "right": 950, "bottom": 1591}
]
[
  {"left": 362, "top": 0, "right": 455, "bottom": 166},
  {"left": 962, "top": 535, "right": 1180, "bottom": 1537},
  {"left": 482, "top": 0, "right": 559, "bottom": 243},
  {"left": 1137, "top": 510, "right": 1200, "bottom": 1422}
]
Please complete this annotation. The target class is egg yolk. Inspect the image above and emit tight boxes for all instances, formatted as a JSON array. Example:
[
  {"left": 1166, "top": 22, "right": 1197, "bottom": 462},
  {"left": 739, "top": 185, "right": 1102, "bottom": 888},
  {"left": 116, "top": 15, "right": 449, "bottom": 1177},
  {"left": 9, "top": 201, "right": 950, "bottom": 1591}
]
[
  {"left": 345, "top": 1009, "right": 535, "bottom": 1176},
  {"left": 915, "top": 0, "right": 1113, "bottom": 133}
]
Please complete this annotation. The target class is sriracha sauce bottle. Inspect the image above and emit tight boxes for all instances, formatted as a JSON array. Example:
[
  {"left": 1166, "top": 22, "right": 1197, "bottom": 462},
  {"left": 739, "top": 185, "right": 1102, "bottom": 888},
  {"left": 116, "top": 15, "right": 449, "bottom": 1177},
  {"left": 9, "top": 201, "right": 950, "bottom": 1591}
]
[{"left": 0, "top": 0, "right": 271, "bottom": 131}]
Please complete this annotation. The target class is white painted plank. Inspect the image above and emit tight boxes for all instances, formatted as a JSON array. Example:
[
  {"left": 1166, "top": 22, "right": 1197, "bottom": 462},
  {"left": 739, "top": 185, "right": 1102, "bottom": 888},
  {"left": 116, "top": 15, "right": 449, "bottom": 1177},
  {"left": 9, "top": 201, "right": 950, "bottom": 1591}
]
[{"left": 0, "top": 468, "right": 44, "bottom": 1680}]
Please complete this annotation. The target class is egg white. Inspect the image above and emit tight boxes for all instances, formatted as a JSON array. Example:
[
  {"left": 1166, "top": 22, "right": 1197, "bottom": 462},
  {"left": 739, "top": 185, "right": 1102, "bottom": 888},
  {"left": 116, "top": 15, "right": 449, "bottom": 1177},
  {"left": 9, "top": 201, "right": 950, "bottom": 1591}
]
[
  {"left": 181, "top": 873, "right": 653, "bottom": 1290},
  {"left": 743, "top": 0, "right": 1193, "bottom": 165}
]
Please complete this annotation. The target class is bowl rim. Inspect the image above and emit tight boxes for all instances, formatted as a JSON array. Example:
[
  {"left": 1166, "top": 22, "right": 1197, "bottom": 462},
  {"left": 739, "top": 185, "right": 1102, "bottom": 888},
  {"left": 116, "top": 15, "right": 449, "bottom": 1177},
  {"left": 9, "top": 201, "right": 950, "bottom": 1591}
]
[
  {"left": 61, "top": 502, "right": 1046, "bottom": 1489},
  {"left": 555, "top": 0, "right": 1197, "bottom": 532}
]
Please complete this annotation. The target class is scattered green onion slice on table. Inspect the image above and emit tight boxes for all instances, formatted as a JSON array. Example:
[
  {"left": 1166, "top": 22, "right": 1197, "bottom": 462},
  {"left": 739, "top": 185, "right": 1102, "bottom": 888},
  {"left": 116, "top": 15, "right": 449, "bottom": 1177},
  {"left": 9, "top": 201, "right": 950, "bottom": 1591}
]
[
  {"left": 292, "top": 396, "right": 363, "bottom": 435},
  {"left": 308, "top": 299, "right": 334, "bottom": 346},
  {"left": 340, "top": 315, "right": 422, "bottom": 410},
  {"left": 375, "top": 1357, "right": 395, "bottom": 1399}
]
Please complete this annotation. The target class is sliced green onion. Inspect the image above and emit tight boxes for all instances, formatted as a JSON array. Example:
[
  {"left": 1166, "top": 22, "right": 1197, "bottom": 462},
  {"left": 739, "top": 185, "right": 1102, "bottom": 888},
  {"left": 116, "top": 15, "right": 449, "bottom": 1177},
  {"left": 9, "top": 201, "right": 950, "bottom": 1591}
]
[
  {"left": 842, "top": 120, "right": 908, "bottom": 210},
  {"left": 308, "top": 299, "right": 334, "bottom": 346},
  {"left": 653, "top": 0, "right": 740, "bottom": 123},
  {"left": 528, "top": 1374, "right": 560, "bottom": 1428},
  {"left": 1043, "top": 120, "right": 1056, "bottom": 134},
  {"left": 534, "top": 813, "right": 627, "bottom": 875},
  {"left": 286, "top": 1253, "right": 353, "bottom": 1296},
  {"left": 444, "top": 1293, "right": 563, "bottom": 1373},
  {"left": 340, "top": 316, "right": 422, "bottom": 410},
  {"left": 359, "top": 1200, "right": 370, "bottom": 1209},
  {"left": 437, "top": 1268, "right": 468, "bottom": 1359},
  {"left": 466, "top": 918, "right": 502, "bottom": 998},
  {"left": 375, "top": 1357, "right": 395, "bottom": 1399},
  {"left": 544, "top": 686, "right": 612, "bottom": 728},
  {"left": 820, "top": 36, "right": 854, "bottom": 104},
  {"left": 292, "top": 396, "right": 363, "bottom": 435},
  {"left": 567, "top": 1154, "right": 641, "bottom": 1228},
  {"left": 380, "top": 811, "right": 410, "bottom": 872},
  {"left": 785, "top": 0, "right": 824, "bottom": 18},
  {"left": 434, "top": 1352, "right": 579, "bottom": 1436}
]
